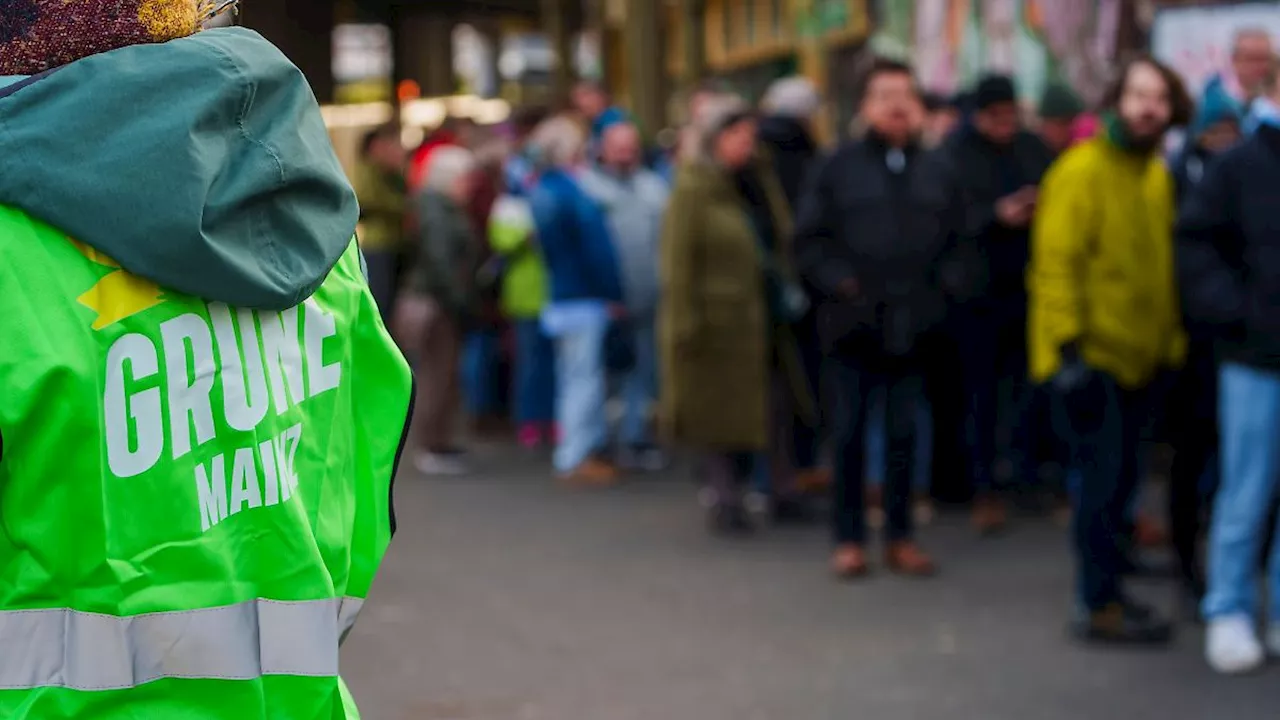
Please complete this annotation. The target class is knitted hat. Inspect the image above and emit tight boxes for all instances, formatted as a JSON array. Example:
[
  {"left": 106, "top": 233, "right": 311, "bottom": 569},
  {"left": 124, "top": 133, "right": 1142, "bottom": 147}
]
[
  {"left": 1192, "top": 81, "right": 1242, "bottom": 138},
  {"left": 973, "top": 75, "right": 1017, "bottom": 110},
  {"left": 1038, "top": 84, "right": 1084, "bottom": 120},
  {"left": 591, "top": 105, "right": 631, "bottom": 139},
  {"left": 0, "top": 0, "right": 228, "bottom": 76}
]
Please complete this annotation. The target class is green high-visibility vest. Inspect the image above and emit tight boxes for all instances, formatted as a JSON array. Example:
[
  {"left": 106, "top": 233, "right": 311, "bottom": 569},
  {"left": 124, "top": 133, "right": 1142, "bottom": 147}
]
[{"left": 0, "top": 205, "right": 413, "bottom": 719}]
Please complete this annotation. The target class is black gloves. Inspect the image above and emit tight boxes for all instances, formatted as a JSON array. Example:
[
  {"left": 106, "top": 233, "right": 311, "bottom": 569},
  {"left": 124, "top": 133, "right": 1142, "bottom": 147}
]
[
  {"left": 1052, "top": 342, "right": 1093, "bottom": 395},
  {"left": 1052, "top": 342, "right": 1112, "bottom": 437}
]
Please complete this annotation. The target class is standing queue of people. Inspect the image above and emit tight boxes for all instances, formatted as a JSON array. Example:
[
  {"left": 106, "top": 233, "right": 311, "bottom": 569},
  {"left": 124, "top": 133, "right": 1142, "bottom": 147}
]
[{"left": 352, "top": 29, "right": 1280, "bottom": 671}]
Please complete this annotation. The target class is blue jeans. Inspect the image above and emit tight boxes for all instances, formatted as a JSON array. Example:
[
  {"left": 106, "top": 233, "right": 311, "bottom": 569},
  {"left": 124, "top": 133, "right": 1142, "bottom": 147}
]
[
  {"left": 462, "top": 330, "right": 502, "bottom": 416},
  {"left": 865, "top": 386, "right": 933, "bottom": 492},
  {"left": 513, "top": 319, "right": 555, "bottom": 426},
  {"left": 552, "top": 315, "right": 610, "bottom": 472},
  {"left": 617, "top": 315, "right": 657, "bottom": 447},
  {"left": 1204, "top": 362, "right": 1280, "bottom": 622}
]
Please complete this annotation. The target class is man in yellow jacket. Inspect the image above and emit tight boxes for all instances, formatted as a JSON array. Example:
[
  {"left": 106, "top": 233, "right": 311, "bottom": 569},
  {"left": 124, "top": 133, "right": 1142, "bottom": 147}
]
[{"left": 1028, "top": 56, "right": 1191, "bottom": 646}]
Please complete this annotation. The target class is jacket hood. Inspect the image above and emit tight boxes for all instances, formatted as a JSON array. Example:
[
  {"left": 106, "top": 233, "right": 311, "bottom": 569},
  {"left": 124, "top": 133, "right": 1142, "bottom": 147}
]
[
  {"left": 0, "top": 28, "right": 357, "bottom": 310},
  {"left": 757, "top": 115, "right": 816, "bottom": 154}
]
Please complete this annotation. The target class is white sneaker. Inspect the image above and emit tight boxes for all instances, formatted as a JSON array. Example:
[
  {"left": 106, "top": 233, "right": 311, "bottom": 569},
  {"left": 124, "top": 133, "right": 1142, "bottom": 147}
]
[
  {"left": 1266, "top": 622, "right": 1280, "bottom": 658},
  {"left": 413, "top": 451, "right": 468, "bottom": 476},
  {"left": 1206, "top": 615, "right": 1265, "bottom": 675}
]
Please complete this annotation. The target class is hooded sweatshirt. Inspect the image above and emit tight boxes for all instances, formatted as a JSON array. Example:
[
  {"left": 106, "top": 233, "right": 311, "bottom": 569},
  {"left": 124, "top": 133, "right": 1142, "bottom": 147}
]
[{"left": 0, "top": 28, "right": 358, "bottom": 311}]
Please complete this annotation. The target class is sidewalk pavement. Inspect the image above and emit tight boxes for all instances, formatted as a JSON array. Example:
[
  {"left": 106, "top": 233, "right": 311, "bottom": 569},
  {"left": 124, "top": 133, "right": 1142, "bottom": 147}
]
[{"left": 341, "top": 445, "right": 1275, "bottom": 720}]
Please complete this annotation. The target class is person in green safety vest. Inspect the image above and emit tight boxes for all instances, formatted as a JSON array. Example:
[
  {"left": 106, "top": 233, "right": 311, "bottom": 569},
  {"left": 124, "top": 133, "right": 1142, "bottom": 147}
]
[{"left": 0, "top": 2, "right": 414, "bottom": 718}]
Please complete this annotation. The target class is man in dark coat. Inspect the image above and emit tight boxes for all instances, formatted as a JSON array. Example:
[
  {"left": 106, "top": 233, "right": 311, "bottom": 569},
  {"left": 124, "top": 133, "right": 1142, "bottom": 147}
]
[
  {"left": 941, "top": 75, "right": 1054, "bottom": 535},
  {"left": 758, "top": 76, "right": 829, "bottom": 503},
  {"left": 1177, "top": 56, "right": 1280, "bottom": 674},
  {"left": 795, "top": 59, "right": 971, "bottom": 578},
  {"left": 1164, "top": 82, "right": 1241, "bottom": 620},
  {"left": 758, "top": 76, "right": 822, "bottom": 209}
]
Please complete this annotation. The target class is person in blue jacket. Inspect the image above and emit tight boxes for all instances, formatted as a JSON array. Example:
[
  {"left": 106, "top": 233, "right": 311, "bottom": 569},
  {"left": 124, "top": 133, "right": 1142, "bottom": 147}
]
[{"left": 528, "top": 114, "right": 626, "bottom": 483}]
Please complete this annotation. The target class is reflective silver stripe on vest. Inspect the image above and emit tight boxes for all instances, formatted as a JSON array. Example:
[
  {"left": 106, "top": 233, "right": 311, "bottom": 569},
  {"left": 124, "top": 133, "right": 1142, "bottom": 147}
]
[{"left": 0, "top": 597, "right": 365, "bottom": 691}]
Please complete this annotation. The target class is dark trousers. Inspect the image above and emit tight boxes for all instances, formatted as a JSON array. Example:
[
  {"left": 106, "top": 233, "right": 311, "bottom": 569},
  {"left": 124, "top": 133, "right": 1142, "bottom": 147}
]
[
  {"left": 791, "top": 313, "right": 825, "bottom": 470},
  {"left": 958, "top": 310, "right": 1035, "bottom": 493},
  {"left": 1164, "top": 342, "right": 1218, "bottom": 588},
  {"left": 830, "top": 355, "right": 924, "bottom": 544},
  {"left": 924, "top": 331, "right": 968, "bottom": 502},
  {"left": 705, "top": 451, "right": 757, "bottom": 502},
  {"left": 1054, "top": 372, "right": 1146, "bottom": 611},
  {"left": 364, "top": 249, "right": 401, "bottom": 330}
]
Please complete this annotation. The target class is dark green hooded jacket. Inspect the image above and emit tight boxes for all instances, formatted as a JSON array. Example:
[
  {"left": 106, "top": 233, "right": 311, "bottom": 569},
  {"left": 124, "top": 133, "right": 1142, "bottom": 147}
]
[{"left": 0, "top": 27, "right": 358, "bottom": 310}]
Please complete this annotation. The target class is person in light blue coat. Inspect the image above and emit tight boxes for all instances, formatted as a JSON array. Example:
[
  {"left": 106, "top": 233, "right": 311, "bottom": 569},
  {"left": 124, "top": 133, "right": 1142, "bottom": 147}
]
[{"left": 580, "top": 121, "right": 670, "bottom": 470}]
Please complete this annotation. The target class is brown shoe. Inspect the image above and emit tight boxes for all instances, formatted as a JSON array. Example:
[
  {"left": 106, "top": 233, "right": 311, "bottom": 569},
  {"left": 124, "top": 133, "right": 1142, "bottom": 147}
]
[
  {"left": 794, "top": 468, "right": 833, "bottom": 494},
  {"left": 866, "top": 484, "right": 885, "bottom": 530},
  {"left": 913, "top": 492, "right": 936, "bottom": 526},
  {"left": 1052, "top": 497, "right": 1072, "bottom": 528},
  {"left": 885, "top": 541, "right": 937, "bottom": 577},
  {"left": 971, "top": 494, "right": 1009, "bottom": 536},
  {"left": 1134, "top": 515, "right": 1169, "bottom": 549},
  {"left": 558, "top": 458, "right": 619, "bottom": 487},
  {"left": 831, "top": 544, "right": 870, "bottom": 579}
]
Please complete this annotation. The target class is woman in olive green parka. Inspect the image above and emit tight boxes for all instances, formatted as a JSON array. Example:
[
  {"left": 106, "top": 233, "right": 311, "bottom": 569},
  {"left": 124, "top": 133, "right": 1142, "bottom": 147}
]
[{"left": 659, "top": 95, "right": 812, "bottom": 533}]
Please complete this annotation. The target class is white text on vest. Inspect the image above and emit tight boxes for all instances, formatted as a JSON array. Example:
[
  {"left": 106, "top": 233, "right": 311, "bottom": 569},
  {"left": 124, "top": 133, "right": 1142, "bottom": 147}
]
[{"left": 102, "top": 298, "right": 342, "bottom": 532}]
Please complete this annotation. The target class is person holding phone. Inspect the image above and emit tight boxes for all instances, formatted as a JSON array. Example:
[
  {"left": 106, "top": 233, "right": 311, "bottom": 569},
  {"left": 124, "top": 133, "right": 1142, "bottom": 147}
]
[{"left": 940, "top": 75, "right": 1054, "bottom": 535}]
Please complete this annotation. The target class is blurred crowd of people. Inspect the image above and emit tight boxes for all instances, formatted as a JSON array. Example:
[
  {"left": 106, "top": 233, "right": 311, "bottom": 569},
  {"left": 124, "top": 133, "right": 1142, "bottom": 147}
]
[{"left": 353, "top": 27, "right": 1280, "bottom": 670}]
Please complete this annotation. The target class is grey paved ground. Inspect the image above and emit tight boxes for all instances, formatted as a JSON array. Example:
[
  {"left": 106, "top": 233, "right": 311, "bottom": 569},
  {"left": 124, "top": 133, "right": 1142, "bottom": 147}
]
[{"left": 342, "top": 446, "right": 1277, "bottom": 720}]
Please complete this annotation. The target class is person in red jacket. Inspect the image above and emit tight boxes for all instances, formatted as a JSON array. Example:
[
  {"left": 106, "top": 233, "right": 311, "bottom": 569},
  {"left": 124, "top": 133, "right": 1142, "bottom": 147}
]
[{"left": 408, "top": 117, "right": 468, "bottom": 193}]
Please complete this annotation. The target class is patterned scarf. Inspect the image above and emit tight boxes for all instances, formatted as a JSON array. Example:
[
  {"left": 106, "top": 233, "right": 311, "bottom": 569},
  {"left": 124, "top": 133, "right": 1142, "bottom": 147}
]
[{"left": 0, "top": 0, "right": 235, "bottom": 75}]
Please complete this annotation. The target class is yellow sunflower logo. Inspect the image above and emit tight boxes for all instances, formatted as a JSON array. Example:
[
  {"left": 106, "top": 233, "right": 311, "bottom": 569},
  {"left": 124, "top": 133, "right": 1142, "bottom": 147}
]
[{"left": 70, "top": 239, "right": 165, "bottom": 330}]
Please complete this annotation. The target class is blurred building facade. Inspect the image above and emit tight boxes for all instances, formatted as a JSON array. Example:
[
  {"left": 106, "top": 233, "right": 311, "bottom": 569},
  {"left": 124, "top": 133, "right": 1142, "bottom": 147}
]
[{"left": 235, "top": 0, "right": 1253, "bottom": 147}]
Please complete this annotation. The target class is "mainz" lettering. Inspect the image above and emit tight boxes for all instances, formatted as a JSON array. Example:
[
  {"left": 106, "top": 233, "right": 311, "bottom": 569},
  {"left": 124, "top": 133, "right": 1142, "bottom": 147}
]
[{"left": 195, "top": 424, "right": 303, "bottom": 532}]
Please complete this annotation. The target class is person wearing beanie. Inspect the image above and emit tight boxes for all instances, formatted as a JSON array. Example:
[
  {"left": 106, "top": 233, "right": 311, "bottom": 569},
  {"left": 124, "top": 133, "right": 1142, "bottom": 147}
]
[
  {"left": 1174, "top": 84, "right": 1243, "bottom": 203},
  {"left": 1037, "top": 84, "right": 1085, "bottom": 155},
  {"left": 0, "top": 3, "right": 413, "bottom": 718},
  {"left": 1161, "top": 78, "right": 1242, "bottom": 629},
  {"left": 940, "top": 73, "right": 1054, "bottom": 536},
  {"left": 571, "top": 80, "right": 630, "bottom": 158}
]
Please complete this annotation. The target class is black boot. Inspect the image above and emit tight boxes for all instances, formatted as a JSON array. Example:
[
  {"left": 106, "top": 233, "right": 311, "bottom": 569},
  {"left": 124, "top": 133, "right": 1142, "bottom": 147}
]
[
  {"left": 1178, "top": 577, "right": 1206, "bottom": 625},
  {"left": 1072, "top": 602, "right": 1175, "bottom": 646},
  {"left": 708, "top": 502, "right": 755, "bottom": 536}
]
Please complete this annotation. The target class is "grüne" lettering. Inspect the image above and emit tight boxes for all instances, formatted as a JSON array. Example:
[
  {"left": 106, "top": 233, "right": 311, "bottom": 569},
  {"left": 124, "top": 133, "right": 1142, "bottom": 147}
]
[{"left": 101, "top": 298, "right": 342, "bottom": 533}]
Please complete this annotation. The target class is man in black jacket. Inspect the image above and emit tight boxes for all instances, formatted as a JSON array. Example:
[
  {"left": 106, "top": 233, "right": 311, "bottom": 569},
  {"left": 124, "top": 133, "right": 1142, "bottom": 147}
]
[
  {"left": 759, "top": 76, "right": 822, "bottom": 210},
  {"left": 795, "top": 59, "right": 969, "bottom": 579},
  {"left": 1164, "top": 85, "right": 1240, "bottom": 621},
  {"left": 1177, "top": 56, "right": 1280, "bottom": 675},
  {"left": 758, "top": 76, "right": 829, "bottom": 504},
  {"left": 942, "top": 75, "right": 1054, "bottom": 535}
]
